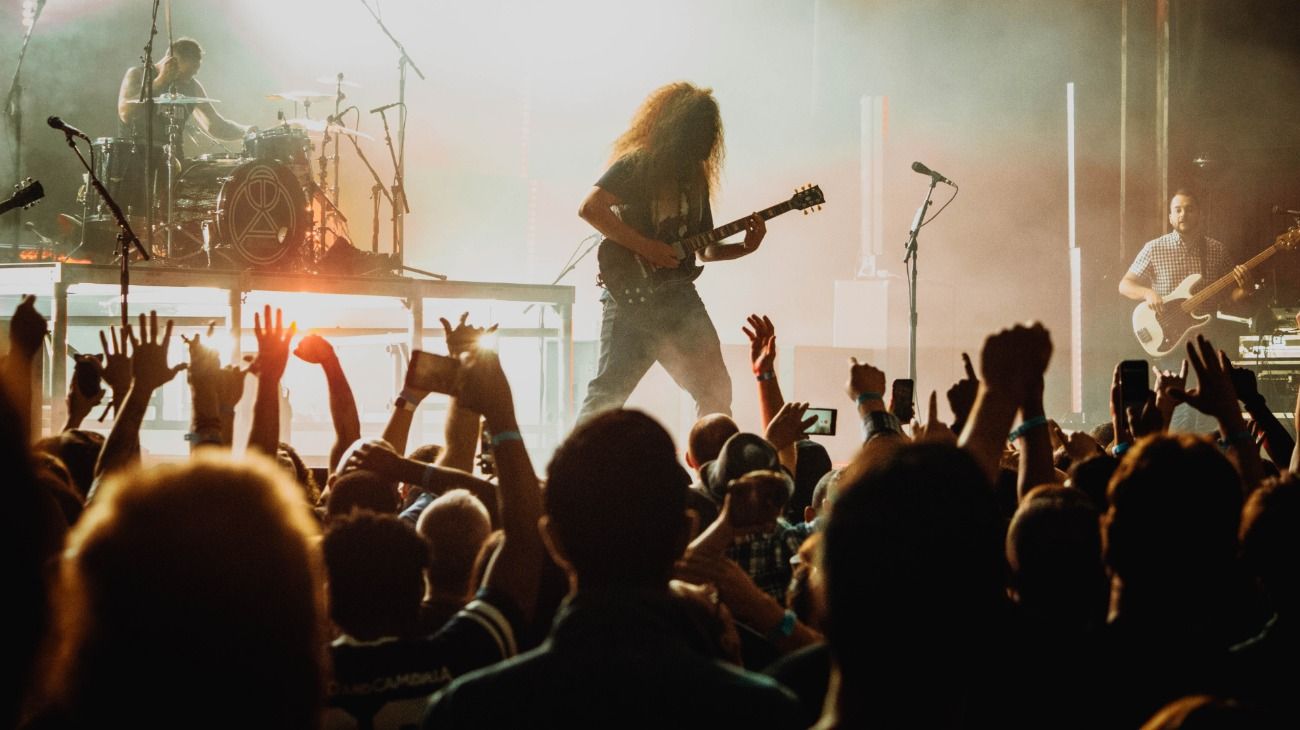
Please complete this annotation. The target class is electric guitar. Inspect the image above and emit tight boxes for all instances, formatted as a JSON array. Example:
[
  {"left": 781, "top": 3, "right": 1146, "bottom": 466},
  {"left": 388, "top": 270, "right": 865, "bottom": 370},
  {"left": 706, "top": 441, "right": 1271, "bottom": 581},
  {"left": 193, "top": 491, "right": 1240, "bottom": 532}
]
[
  {"left": 1132, "top": 224, "right": 1299, "bottom": 356},
  {"left": 0, "top": 178, "right": 44, "bottom": 217},
  {"left": 597, "top": 184, "right": 825, "bottom": 305}
]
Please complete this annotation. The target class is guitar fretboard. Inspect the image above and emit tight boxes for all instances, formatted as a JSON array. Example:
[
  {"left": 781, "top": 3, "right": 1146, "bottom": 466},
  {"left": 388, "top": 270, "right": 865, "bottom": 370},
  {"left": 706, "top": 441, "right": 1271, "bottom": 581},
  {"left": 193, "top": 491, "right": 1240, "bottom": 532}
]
[
  {"left": 1181, "top": 242, "right": 1281, "bottom": 314},
  {"left": 678, "top": 201, "right": 795, "bottom": 254}
]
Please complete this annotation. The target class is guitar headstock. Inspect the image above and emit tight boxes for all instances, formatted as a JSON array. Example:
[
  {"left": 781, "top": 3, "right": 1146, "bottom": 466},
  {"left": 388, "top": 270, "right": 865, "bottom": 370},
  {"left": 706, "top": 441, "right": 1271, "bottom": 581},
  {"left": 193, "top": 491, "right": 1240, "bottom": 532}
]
[
  {"left": 790, "top": 184, "right": 824, "bottom": 215},
  {"left": 1277, "top": 224, "right": 1300, "bottom": 252},
  {"left": 7, "top": 178, "right": 44, "bottom": 210}
]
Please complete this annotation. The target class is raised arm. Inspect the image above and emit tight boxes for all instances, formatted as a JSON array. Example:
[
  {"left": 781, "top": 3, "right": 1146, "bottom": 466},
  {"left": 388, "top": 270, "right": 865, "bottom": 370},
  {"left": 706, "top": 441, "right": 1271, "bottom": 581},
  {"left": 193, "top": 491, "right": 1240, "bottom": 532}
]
[
  {"left": 959, "top": 322, "right": 1052, "bottom": 486},
  {"left": 455, "top": 349, "right": 543, "bottom": 622},
  {"left": 1229, "top": 360, "right": 1295, "bottom": 467},
  {"left": 1170, "top": 335, "right": 1265, "bottom": 490},
  {"left": 294, "top": 333, "right": 360, "bottom": 473},
  {"left": 344, "top": 439, "right": 500, "bottom": 527},
  {"left": 1, "top": 295, "right": 47, "bottom": 440},
  {"left": 248, "top": 306, "right": 296, "bottom": 457},
  {"left": 744, "top": 314, "right": 783, "bottom": 426},
  {"left": 94, "top": 312, "right": 186, "bottom": 483}
]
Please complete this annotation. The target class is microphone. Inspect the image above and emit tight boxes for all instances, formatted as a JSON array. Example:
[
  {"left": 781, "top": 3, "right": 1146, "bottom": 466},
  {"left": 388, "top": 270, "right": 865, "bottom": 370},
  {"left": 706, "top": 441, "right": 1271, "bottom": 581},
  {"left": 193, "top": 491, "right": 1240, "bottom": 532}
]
[
  {"left": 1272, "top": 205, "right": 1300, "bottom": 216},
  {"left": 911, "top": 161, "right": 954, "bottom": 186},
  {"left": 370, "top": 102, "right": 401, "bottom": 114},
  {"left": 47, "top": 116, "right": 91, "bottom": 141}
]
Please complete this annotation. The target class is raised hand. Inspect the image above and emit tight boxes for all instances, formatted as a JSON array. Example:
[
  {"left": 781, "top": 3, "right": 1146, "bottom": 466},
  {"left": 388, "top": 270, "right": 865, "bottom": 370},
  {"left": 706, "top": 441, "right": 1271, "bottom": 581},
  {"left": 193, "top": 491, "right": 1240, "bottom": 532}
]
[
  {"left": 846, "top": 356, "right": 887, "bottom": 404},
  {"left": 913, "top": 390, "right": 957, "bottom": 444},
  {"left": 1228, "top": 359, "right": 1264, "bottom": 408},
  {"left": 1049, "top": 419, "right": 1103, "bottom": 462},
  {"left": 1168, "top": 334, "right": 1240, "bottom": 422},
  {"left": 8, "top": 294, "right": 48, "bottom": 358},
  {"left": 440, "top": 312, "right": 499, "bottom": 358},
  {"left": 252, "top": 305, "right": 296, "bottom": 382},
  {"left": 1152, "top": 359, "right": 1188, "bottom": 427},
  {"left": 293, "top": 332, "right": 337, "bottom": 365},
  {"left": 455, "top": 348, "right": 516, "bottom": 428},
  {"left": 181, "top": 324, "right": 221, "bottom": 385},
  {"left": 343, "top": 438, "right": 405, "bottom": 477},
  {"left": 979, "top": 322, "right": 1053, "bottom": 403},
  {"left": 66, "top": 354, "right": 106, "bottom": 427},
  {"left": 764, "top": 401, "right": 816, "bottom": 452},
  {"left": 97, "top": 325, "right": 133, "bottom": 421},
  {"left": 742, "top": 314, "right": 776, "bottom": 376},
  {"left": 947, "top": 352, "right": 979, "bottom": 430},
  {"left": 125, "top": 311, "right": 186, "bottom": 393}
]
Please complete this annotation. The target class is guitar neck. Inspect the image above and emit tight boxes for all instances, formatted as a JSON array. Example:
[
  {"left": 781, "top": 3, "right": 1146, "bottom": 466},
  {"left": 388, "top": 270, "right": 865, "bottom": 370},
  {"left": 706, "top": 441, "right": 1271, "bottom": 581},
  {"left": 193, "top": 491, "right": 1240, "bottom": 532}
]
[
  {"left": 1181, "top": 243, "right": 1279, "bottom": 313},
  {"left": 678, "top": 201, "right": 795, "bottom": 254}
]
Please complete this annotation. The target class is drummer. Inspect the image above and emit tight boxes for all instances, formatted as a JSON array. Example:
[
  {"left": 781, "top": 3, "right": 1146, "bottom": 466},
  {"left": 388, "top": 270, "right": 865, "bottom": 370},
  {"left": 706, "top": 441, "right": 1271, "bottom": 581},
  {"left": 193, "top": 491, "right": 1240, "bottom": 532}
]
[{"left": 116, "top": 37, "right": 253, "bottom": 153}]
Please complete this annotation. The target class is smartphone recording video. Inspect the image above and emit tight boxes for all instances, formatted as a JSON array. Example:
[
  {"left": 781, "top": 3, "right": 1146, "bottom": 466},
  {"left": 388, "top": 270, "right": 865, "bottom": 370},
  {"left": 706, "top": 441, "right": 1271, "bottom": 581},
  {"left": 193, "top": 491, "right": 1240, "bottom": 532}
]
[
  {"left": 803, "top": 407, "right": 837, "bottom": 436},
  {"left": 408, "top": 350, "right": 461, "bottom": 396}
]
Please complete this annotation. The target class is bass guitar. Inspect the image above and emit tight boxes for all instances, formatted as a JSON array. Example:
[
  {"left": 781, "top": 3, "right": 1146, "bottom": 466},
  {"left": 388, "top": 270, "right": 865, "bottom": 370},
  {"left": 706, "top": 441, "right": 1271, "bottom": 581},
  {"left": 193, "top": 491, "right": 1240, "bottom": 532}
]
[
  {"left": 1132, "top": 224, "right": 1299, "bottom": 356},
  {"left": 597, "top": 184, "right": 825, "bottom": 306}
]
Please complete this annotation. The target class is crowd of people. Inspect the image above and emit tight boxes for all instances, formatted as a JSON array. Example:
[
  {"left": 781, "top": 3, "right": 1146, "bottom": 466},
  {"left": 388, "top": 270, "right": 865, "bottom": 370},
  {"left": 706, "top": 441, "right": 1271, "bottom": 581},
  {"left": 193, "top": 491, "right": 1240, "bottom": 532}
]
[{"left": 4, "top": 294, "right": 1298, "bottom": 729}]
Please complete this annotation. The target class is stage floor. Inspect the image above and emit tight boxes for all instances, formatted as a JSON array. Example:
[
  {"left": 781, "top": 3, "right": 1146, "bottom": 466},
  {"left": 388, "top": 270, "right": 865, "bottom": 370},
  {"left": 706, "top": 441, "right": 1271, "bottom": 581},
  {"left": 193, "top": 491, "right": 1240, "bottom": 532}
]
[{"left": 0, "top": 263, "right": 575, "bottom": 463}]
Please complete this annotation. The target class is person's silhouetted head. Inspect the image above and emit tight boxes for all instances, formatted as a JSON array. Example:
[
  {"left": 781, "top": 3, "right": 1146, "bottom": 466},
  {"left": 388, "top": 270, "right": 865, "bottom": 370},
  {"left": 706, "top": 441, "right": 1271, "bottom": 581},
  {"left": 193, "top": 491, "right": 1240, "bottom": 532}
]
[
  {"left": 1007, "top": 484, "right": 1107, "bottom": 629},
  {"left": 324, "top": 511, "right": 429, "bottom": 640}
]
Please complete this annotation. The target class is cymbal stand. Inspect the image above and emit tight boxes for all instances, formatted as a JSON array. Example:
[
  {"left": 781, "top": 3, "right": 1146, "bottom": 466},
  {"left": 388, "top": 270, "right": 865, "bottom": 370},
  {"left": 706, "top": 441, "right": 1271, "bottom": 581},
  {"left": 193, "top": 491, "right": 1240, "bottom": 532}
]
[
  {"left": 163, "top": 104, "right": 182, "bottom": 257},
  {"left": 317, "top": 124, "right": 331, "bottom": 257},
  {"left": 332, "top": 74, "right": 345, "bottom": 207},
  {"left": 4, "top": 0, "right": 45, "bottom": 245},
  {"left": 359, "top": 0, "right": 424, "bottom": 270}
]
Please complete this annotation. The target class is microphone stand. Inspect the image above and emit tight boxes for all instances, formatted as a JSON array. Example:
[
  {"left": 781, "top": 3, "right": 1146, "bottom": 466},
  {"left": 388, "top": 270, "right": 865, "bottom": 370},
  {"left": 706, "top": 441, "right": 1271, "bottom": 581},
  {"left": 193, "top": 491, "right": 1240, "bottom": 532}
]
[
  {"left": 359, "top": 0, "right": 424, "bottom": 272},
  {"left": 58, "top": 132, "right": 150, "bottom": 330},
  {"left": 137, "top": 0, "right": 164, "bottom": 252},
  {"left": 902, "top": 177, "right": 938, "bottom": 386},
  {"left": 4, "top": 0, "right": 45, "bottom": 245}
]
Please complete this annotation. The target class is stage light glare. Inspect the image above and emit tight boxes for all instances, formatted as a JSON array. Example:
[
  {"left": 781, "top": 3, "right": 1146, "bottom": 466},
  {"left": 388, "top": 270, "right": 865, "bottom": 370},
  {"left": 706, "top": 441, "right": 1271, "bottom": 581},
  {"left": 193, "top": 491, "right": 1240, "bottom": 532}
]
[{"left": 477, "top": 329, "right": 500, "bottom": 352}]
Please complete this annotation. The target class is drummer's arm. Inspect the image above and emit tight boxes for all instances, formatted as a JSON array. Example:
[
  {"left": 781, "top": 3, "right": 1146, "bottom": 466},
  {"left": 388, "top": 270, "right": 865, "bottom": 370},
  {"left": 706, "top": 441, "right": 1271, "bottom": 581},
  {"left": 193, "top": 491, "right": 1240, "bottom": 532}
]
[
  {"left": 117, "top": 67, "right": 141, "bottom": 126},
  {"left": 191, "top": 80, "right": 251, "bottom": 141}
]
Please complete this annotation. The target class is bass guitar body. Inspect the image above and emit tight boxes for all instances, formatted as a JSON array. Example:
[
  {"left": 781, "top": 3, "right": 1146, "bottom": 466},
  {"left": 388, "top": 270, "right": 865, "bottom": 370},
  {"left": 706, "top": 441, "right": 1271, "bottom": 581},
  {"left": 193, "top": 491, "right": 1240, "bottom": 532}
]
[{"left": 1131, "top": 273, "right": 1212, "bottom": 357}]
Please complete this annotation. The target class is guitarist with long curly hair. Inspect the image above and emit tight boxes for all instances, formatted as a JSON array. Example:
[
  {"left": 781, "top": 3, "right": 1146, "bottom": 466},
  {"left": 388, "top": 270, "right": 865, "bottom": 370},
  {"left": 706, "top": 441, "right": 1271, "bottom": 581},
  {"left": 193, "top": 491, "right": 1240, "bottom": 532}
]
[{"left": 577, "top": 82, "right": 766, "bottom": 421}]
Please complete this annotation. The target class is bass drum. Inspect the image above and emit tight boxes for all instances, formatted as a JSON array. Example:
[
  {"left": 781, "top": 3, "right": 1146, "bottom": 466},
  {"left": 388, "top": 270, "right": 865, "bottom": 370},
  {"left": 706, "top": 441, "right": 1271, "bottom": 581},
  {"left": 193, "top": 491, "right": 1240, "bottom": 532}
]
[{"left": 171, "top": 158, "right": 308, "bottom": 269}]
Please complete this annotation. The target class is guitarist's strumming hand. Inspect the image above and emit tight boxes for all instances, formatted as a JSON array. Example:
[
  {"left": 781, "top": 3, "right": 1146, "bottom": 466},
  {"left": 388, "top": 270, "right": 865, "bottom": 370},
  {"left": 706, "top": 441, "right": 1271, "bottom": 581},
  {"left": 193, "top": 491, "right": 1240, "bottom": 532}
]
[
  {"left": 1144, "top": 289, "right": 1165, "bottom": 314},
  {"left": 637, "top": 237, "right": 681, "bottom": 270}
]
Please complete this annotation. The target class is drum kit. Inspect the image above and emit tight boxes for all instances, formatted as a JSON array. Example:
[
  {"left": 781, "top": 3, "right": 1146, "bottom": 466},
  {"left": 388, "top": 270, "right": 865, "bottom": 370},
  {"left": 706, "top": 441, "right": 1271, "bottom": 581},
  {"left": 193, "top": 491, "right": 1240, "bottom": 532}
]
[{"left": 78, "top": 83, "right": 373, "bottom": 272}]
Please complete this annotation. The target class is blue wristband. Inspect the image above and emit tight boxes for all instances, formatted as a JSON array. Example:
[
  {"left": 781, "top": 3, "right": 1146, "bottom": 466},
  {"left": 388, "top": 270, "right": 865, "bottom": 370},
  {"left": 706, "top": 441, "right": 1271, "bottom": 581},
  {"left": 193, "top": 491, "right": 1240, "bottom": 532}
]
[
  {"left": 1007, "top": 415, "right": 1049, "bottom": 443},
  {"left": 856, "top": 392, "right": 884, "bottom": 405},
  {"left": 490, "top": 430, "right": 523, "bottom": 447},
  {"left": 767, "top": 609, "right": 798, "bottom": 641},
  {"left": 1113, "top": 441, "right": 1132, "bottom": 457},
  {"left": 756, "top": 370, "right": 776, "bottom": 382}
]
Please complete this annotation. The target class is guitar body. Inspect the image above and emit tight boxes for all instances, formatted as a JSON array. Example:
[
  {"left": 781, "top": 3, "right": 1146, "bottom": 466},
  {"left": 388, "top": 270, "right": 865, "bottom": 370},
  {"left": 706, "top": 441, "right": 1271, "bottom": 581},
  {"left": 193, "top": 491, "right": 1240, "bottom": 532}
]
[
  {"left": 1131, "top": 273, "right": 1212, "bottom": 357},
  {"left": 596, "top": 237, "right": 702, "bottom": 306}
]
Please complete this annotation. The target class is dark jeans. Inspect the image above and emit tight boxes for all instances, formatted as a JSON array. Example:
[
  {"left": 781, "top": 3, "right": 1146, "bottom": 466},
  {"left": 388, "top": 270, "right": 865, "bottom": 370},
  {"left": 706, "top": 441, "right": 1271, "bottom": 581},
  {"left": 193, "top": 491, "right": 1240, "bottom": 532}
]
[{"left": 578, "top": 284, "right": 732, "bottom": 422}]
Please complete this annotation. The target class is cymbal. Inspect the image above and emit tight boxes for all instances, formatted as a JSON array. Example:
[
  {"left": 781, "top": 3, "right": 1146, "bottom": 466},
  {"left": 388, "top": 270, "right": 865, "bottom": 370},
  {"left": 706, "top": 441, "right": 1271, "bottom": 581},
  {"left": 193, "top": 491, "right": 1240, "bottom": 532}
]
[
  {"left": 315, "top": 76, "right": 362, "bottom": 88},
  {"left": 280, "top": 118, "right": 373, "bottom": 140},
  {"left": 266, "top": 90, "right": 334, "bottom": 102},
  {"left": 129, "top": 93, "right": 219, "bottom": 105}
]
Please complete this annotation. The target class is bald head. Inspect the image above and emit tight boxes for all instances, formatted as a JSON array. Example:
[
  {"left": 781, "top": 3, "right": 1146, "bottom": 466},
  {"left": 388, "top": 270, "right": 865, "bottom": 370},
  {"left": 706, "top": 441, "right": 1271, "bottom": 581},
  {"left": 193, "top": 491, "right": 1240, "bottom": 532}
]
[{"left": 687, "top": 413, "right": 739, "bottom": 470}]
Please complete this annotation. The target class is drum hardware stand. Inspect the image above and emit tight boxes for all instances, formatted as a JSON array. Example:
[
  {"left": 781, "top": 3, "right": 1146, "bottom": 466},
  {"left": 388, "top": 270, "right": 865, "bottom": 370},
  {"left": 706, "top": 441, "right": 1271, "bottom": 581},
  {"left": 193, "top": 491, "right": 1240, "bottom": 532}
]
[
  {"left": 4, "top": 0, "right": 45, "bottom": 246},
  {"left": 163, "top": 104, "right": 183, "bottom": 258},
  {"left": 56, "top": 128, "right": 150, "bottom": 330},
  {"left": 359, "top": 0, "right": 424, "bottom": 271},
  {"left": 317, "top": 123, "right": 332, "bottom": 255},
  {"left": 137, "top": 0, "right": 165, "bottom": 253},
  {"left": 339, "top": 118, "right": 444, "bottom": 280},
  {"left": 370, "top": 184, "right": 382, "bottom": 252},
  {"left": 331, "top": 74, "right": 345, "bottom": 208}
]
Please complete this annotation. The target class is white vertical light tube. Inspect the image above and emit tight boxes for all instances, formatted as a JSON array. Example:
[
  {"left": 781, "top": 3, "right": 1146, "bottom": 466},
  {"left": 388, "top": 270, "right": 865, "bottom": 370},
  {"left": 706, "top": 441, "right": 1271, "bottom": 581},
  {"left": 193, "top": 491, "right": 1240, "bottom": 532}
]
[
  {"left": 859, "top": 95, "right": 886, "bottom": 277},
  {"left": 1067, "top": 82, "right": 1083, "bottom": 416}
]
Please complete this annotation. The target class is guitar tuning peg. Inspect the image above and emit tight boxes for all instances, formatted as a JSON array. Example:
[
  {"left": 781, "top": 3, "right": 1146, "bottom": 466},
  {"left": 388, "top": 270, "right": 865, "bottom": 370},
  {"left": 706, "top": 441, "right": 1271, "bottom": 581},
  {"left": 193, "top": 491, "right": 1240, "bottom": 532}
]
[{"left": 803, "top": 210, "right": 808, "bottom": 215}]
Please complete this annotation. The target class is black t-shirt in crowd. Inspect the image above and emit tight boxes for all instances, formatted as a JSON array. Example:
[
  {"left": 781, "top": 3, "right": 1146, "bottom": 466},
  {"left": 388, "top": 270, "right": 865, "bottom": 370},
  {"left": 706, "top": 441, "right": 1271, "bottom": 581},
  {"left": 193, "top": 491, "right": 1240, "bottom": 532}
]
[{"left": 323, "top": 592, "right": 522, "bottom": 730}]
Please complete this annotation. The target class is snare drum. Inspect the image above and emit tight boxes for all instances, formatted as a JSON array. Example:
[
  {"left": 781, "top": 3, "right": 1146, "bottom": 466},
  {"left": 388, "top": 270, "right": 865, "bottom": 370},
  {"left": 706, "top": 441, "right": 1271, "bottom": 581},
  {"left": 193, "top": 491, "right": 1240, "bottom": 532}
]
[
  {"left": 170, "top": 158, "right": 308, "bottom": 269},
  {"left": 244, "top": 127, "right": 312, "bottom": 184}
]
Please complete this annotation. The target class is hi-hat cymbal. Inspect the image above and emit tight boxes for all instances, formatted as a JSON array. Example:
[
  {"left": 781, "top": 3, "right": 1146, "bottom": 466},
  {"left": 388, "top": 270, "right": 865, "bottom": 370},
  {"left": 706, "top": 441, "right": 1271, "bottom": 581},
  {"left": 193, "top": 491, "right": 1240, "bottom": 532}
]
[
  {"left": 129, "top": 92, "right": 219, "bottom": 105},
  {"left": 280, "top": 118, "right": 373, "bottom": 140},
  {"left": 315, "top": 76, "right": 362, "bottom": 88},
  {"left": 266, "top": 90, "right": 334, "bottom": 102}
]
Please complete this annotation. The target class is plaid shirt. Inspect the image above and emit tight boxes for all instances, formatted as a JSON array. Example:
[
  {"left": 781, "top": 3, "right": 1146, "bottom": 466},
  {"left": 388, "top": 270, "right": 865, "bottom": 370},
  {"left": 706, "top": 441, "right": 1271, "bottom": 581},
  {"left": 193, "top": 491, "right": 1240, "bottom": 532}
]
[
  {"left": 1127, "top": 231, "right": 1230, "bottom": 298},
  {"left": 726, "top": 520, "right": 814, "bottom": 603}
]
